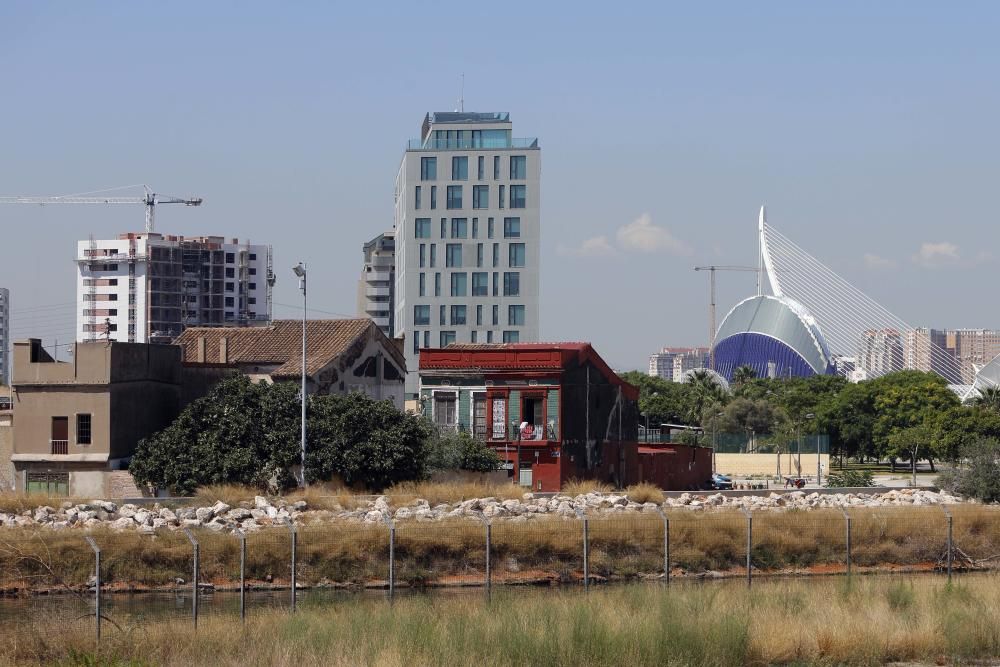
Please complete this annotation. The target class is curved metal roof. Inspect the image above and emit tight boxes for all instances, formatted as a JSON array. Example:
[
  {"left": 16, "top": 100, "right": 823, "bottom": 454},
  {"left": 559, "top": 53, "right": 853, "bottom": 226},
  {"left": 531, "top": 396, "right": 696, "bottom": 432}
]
[{"left": 714, "top": 295, "right": 833, "bottom": 375}]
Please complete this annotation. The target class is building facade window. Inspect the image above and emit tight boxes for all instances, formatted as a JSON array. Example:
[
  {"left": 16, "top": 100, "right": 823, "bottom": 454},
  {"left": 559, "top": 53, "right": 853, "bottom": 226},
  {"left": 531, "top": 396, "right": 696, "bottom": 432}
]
[
  {"left": 434, "top": 272, "right": 441, "bottom": 297},
  {"left": 439, "top": 305, "right": 446, "bottom": 325},
  {"left": 451, "top": 305, "right": 467, "bottom": 325},
  {"left": 430, "top": 244, "right": 437, "bottom": 267},
  {"left": 452, "top": 156, "right": 468, "bottom": 180},
  {"left": 503, "top": 217, "right": 520, "bottom": 238},
  {"left": 476, "top": 243, "right": 484, "bottom": 267},
  {"left": 509, "top": 185, "right": 526, "bottom": 209},
  {"left": 421, "top": 157, "right": 437, "bottom": 180},
  {"left": 503, "top": 272, "right": 520, "bottom": 296},
  {"left": 415, "top": 185, "right": 422, "bottom": 209},
  {"left": 415, "top": 218, "right": 431, "bottom": 238},
  {"left": 423, "top": 331, "right": 430, "bottom": 348},
  {"left": 472, "top": 217, "right": 479, "bottom": 238},
  {"left": 440, "top": 331, "right": 457, "bottom": 348},
  {"left": 487, "top": 330, "right": 494, "bottom": 343},
  {"left": 498, "top": 184, "right": 505, "bottom": 209},
  {"left": 471, "top": 331, "right": 478, "bottom": 343},
  {"left": 413, "top": 333, "right": 420, "bottom": 354},
  {"left": 450, "top": 218, "right": 468, "bottom": 238},
  {"left": 447, "top": 185, "right": 463, "bottom": 209},
  {"left": 419, "top": 272, "right": 426, "bottom": 296},
  {"left": 76, "top": 414, "right": 92, "bottom": 445},
  {"left": 509, "top": 243, "right": 526, "bottom": 267},
  {"left": 450, "top": 272, "right": 467, "bottom": 296},
  {"left": 492, "top": 272, "right": 499, "bottom": 297},
  {"left": 476, "top": 304, "right": 483, "bottom": 326},
  {"left": 493, "top": 155, "right": 501, "bottom": 179},
  {"left": 414, "top": 305, "right": 430, "bottom": 326},
  {"left": 472, "top": 272, "right": 488, "bottom": 296},
  {"left": 510, "top": 155, "right": 527, "bottom": 179},
  {"left": 508, "top": 305, "right": 525, "bottom": 326},
  {"left": 446, "top": 243, "right": 463, "bottom": 267},
  {"left": 419, "top": 244, "right": 426, "bottom": 268},
  {"left": 503, "top": 330, "right": 520, "bottom": 343},
  {"left": 430, "top": 185, "right": 437, "bottom": 209},
  {"left": 473, "top": 185, "right": 489, "bottom": 209},
  {"left": 488, "top": 217, "right": 495, "bottom": 239},
  {"left": 440, "top": 218, "right": 447, "bottom": 238},
  {"left": 492, "top": 305, "right": 499, "bottom": 326},
  {"left": 478, "top": 156, "right": 485, "bottom": 180}
]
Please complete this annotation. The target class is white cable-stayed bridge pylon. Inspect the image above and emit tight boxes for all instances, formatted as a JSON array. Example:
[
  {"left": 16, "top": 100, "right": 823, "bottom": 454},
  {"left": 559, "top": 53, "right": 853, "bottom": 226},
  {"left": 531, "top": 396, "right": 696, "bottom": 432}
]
[{"left": 757, "top": 207, "right": 966, "bottom": 383}]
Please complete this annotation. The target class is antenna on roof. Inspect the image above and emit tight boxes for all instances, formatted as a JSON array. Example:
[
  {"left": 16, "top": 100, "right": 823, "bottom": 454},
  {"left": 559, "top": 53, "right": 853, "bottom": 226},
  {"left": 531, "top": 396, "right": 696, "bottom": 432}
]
[{"left": 458, "top": 73, "right": 464, "bottom": 112}]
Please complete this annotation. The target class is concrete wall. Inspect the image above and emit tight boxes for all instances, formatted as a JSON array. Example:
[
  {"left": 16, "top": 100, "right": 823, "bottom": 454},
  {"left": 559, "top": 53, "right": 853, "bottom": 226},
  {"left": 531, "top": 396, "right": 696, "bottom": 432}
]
[
  {"left": 715, "top": 452, "right": 830, "bottom": 478},
  {"left": 0, "top": 411, "right": 13, "bottom": 491},
  {"left": 12, "top": 386, "right": 111, "bottom": 458}
]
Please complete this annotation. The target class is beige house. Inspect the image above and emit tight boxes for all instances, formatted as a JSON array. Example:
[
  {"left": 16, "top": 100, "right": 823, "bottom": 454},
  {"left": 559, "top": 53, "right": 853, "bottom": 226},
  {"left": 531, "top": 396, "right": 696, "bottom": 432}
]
[
  {"left": 174, "top": 319, "right": 406, "bottom": 408},
  {"left": 10, "top": 339, "right": 182, "bottom": 497}
]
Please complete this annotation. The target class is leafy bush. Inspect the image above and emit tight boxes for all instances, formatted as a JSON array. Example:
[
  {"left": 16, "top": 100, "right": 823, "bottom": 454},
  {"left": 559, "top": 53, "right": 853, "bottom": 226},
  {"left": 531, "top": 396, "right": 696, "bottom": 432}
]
[
  {"left": 824, "top": 469, "right": 875, "bottom": 488},
  {"left": 936, "top": 439, "right": 1000, "bottom": 502},
  {"left": 424, "top": 427, "right": 501, "bottom": 475}
]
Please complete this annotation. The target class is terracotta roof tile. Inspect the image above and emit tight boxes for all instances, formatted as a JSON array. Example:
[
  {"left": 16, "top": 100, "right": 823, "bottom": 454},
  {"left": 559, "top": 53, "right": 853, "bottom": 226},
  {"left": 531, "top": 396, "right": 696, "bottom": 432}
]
[{"left": 174, "top": 319, "right": 405, "bottom": 378}]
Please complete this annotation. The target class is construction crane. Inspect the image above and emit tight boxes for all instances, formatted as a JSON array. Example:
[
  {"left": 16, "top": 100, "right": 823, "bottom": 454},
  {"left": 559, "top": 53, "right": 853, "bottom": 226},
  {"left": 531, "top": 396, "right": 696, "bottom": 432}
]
[
  {"left": 0, "top": 184, "right": 203, "bottom": 233},
  {"left": 693, "top": 265, "right": 759, "bottom": 370}
]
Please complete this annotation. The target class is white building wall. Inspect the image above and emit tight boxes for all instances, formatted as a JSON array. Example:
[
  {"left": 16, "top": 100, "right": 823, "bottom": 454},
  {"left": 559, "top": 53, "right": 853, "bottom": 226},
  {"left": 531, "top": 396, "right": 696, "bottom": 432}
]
[
  {"left": 394, "top": 114, "right": 541, "bottom": 397},
  {"left": 0, "top": 288, "right": 9, "bottom": 384}
]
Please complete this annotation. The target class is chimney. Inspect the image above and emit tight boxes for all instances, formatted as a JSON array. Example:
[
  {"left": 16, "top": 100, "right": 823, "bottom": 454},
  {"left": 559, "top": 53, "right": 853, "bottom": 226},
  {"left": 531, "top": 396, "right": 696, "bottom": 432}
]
[
  {"left": 219, "top": 337, "right": 228, "bottom": 364},
  {"left": 197, "top": 337, "right": 206, "bottom": 363}
]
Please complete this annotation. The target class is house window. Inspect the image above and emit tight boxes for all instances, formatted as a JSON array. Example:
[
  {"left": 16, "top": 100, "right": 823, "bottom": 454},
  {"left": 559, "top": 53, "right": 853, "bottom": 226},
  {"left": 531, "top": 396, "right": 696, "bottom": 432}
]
[
  {"left": 434, "top": 273, "right": 441, "bottom": 297},
  {"left": 225, "top": 296, "right": 235, "bottom": 307},
  {"left": 473, "top": 185, "right": 489, "bottom": 209},
  {"left": 493, "top": 155, "right": 501, "bottom": 179},
  {"left": 249, "top": 253, "right": 257, "bottom": 260},
  {"left": 503, "top": 330, "right": 520, "bottom": 343},
  {"left": 476, "top": 304, "right": 483, "bottom": 326},
  {"left": 415, "top": 185, "right": 422, "bottom": 209},
  {"left": 510, "top": 155, "right": 527, "bottom": 180},
  {"left": 439, "top": 305, "right": 446, "bottom": 325},
  {"left": 492, "top": 272, "right": 499, "bottom": 297},
  {"left": 76, "top": 414, "right": 92, "bottom": 446},
  {"left": 478, "top": 156, "right": 485, "bottom": 180},
  {"left": 434, "top": 391, "right": 457, "bottom": 426},
  {"left": 414, "top": 305, "right": 430, "bottom": 326},
  {"left": 472, "top": 272, "right": 488, "bottom": 296},
  {"left": 421, "top": 157, "right": 437, "bottom": 180},
  {"left": 441, "top": 218, "right": 447, "bottom": 238},
  {"left": 413, "top": 333, "right": 420, "bottom": 354},
  {"left": 430, "top": 244, "right": 437, "bottom": 267},
  {"left": 473, "top": 393, "right": 488, "bottom": 440},
  {"left": 419, "top": 272, "right": 426, "bottom": 296},
  {"left": 451, "top": 305, "right": 467, "bottom": 325},
  {"left": 450, "top": 272, "right": 467, "bottom": 297},
  {"left": 419, "top": 244, "right": 426, "bottom": 268},
  {"left": 450, "top": 218, "right": 468, "bottom": 238},
  {"left": 430, "top": 185, "right": 437, "bottom": 209},
  {"left": 423, "top": 331, "right": 430, "bottom": 348},
  {"left": 488, "top": 217, "right": 495, "bottom": 239},
  {"left": 415, "top": 218, "right": 431, "bottom": 238},
  {"left": 225, "top": 253, "right": 235, "bottom": 263},
  {"left": 447, "top": 185, "right": 463, "bottom": 209},
  {"left": 439, "top": 331, "right": 457, "bottom": 348},
  {"left": 487, "top": 330, "right": 494, "bottom": 343},
  {"left": 472, "top": 217, "right": 479, "bottom": 238},
  {"left": 492, "top": 305, "right": 499, "bottom": 326},
  {"left": 477, "top": 243, "right": 484, "bottom": 267},
  {"left": 510, "top": 185, "right": 526, "bottom": 209},
  {"left": 503, "top": 217, "right": 520, "bottom": 238},
  {"left": 492, "top": 243, "right": 499, "bottom": 267},
  {"left": 446, "top": 244, "right": 463, "bottom": 267},
  {"left": 452, "top": 156, "right": 468, "bottom": 180},
  {"left": 508, "top": 305, "right": 525, "bottom": 326},
  {"left": 498, "top": 185, "right": 505, "bottom": 209},
  {"left": 503, "top": 272, "right": 520, "bottom": 296},
  {"left": 226, "top": 267, "right": 235, "bottom": 278},
  {"left": 509, "top": 243, "right": 526, "bottom": 267}
]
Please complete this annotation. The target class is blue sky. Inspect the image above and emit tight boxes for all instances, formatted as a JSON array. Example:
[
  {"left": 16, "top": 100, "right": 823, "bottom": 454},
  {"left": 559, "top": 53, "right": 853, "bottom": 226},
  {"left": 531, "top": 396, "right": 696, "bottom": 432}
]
[{"left": 2, "top": 1, "right": 998, "bottom": 370}]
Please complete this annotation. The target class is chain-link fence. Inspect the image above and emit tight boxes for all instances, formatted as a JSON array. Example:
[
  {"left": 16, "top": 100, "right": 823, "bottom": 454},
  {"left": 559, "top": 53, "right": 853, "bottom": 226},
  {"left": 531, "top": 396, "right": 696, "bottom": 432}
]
[{"left": 2, "top": 503, "right": 997, "bottom": 643}]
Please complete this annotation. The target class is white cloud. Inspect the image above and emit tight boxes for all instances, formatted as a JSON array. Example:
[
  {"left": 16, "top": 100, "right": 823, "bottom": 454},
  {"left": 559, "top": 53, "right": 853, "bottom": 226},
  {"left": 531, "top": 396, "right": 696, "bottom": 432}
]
[
  {"left": 557, "top": 235, "right": 617, "bottom": 257},
  {"left": 863, "top": 253, "right": 897, "bottom": 270},
  {"left": 912, "top": 242, "right": 961, "bottom": 268},
  {"left": 615, "top": 213, "right": 693, "bottom": 255}
]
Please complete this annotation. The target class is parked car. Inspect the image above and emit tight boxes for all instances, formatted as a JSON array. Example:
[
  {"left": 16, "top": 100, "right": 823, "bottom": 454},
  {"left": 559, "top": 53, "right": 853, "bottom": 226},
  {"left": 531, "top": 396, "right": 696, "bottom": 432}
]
[{"left": 710, "top": 473, "right": 733, "bottom": 490}]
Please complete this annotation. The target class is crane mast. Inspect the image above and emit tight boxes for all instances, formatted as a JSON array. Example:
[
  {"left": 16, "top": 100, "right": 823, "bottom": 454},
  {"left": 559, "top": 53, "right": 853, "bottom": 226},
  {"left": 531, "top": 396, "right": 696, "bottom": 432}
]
[{"left": 693, "top": 265, "right": 760, "bottom": 370}]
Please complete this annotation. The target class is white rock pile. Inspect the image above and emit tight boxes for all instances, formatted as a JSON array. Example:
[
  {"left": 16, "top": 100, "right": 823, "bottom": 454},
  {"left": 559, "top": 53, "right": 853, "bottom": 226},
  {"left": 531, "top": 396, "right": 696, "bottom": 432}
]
[{"left": 0, "top": 488, "right": 964, "bottom": 534}]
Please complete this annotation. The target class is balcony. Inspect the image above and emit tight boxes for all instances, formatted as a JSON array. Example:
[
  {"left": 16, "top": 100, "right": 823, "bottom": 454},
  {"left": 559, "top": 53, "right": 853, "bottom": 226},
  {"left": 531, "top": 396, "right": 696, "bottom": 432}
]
[
  {"left": 366, "top": 287, "right": 391, "bottom": 298},
  {"left": 407, "top": 137, "right": 539, "bottom": 151},
  {"left": 365, "top": 271, "right": 392, "bottom": 283},
  {"left": 50, "top": 440, "right": 68, "bottom": 455}
]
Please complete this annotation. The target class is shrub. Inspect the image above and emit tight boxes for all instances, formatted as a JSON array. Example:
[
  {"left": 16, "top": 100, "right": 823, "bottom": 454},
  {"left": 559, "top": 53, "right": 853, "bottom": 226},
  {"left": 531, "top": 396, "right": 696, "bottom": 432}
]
[
  {"left": 937, "top": 439, "right": 1000, "bottom": 502},
  {"left": 824, "top": 469, "right": 875, "bottom": 488},
  {"left": 423, "top": 427, "right": 501, "bottom": 475}
]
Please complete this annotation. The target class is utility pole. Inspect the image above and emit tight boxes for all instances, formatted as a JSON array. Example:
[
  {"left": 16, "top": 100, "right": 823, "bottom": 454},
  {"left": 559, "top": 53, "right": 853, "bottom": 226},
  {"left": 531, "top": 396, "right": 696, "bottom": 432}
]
[{"left": 693, "top": 266, "right": 759, "bottom": 370}]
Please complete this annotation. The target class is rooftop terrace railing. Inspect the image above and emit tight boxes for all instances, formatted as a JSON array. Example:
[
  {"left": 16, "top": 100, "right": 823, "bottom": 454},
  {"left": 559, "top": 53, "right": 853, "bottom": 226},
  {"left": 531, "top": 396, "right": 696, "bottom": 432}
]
[{"left": 407, "top": 137, "right": 539, "bottom": 151}]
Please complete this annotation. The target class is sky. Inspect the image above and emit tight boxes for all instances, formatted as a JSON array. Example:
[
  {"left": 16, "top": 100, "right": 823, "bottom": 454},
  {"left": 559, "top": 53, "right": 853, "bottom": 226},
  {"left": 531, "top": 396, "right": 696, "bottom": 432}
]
[{"left": 2, "top": 1, "right": 999, "bottom": 371}]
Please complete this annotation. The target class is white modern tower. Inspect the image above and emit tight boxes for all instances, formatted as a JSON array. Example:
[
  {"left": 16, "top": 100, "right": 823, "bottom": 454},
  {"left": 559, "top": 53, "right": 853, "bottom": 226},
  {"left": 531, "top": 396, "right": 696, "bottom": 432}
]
[{"left": 394, "top": 112, "right": 541, "bottom": 398}]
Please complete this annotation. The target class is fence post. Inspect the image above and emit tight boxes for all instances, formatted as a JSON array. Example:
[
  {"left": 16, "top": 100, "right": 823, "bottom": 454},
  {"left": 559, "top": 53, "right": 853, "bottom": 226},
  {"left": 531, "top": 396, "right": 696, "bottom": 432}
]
[
  {"left": 183, "top": 528, "right": 199, "bottom": 629},
  {"left": 289, "top": 524, "right": 297, "bottom": 612},
  {"left": 841, "top": 508, "right": 852, "bottom": 577},
  {"left": 575, "top": 507, "right": 589, "bottom": 590},
  {"left": 656, "top": 508, "right": 670, "bottom": 583},
  {"left": 742, "top": 507, "right": 752, "bottom": 587},
  {"left": 84, "top": 536, "right": 101, "bottom": 644},
  {"left": 236, "top": 529, "right": 246, "bottom": 622},
  {"left": 382, "top": 515, "right": 395, "bottom": 599},
  {"left": 474, "top": 512, "right": 492, "bottom": 593},
  {"left": 940, "top": 505, "right": 953, "bottom": 581}
]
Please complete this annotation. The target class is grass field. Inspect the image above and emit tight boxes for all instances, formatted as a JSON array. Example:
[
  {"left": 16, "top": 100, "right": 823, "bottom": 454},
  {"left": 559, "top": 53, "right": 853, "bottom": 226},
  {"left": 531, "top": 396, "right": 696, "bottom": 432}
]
[
  {"left": 4, "top": 504, "right": 1000, "bottom": 594},
  {"left": 4, "top": 576, "right": 1000, "bottom": 666}
]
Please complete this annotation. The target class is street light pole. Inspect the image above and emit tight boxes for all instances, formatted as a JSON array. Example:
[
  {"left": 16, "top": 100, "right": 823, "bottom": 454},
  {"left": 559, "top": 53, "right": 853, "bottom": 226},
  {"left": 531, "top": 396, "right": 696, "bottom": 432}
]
[{"left": 293, "top": 263, "right": 307, "bottom": 487}]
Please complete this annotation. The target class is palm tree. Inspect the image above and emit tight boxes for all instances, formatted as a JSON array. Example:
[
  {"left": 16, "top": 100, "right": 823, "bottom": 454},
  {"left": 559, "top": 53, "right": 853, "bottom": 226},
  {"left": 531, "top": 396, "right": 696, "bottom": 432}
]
[
  {"left": 971, "top": 385, "right": 1000, "bottom": 412},
  {"left": 732, "top": 365, "right": 757, "bottom": 390},
  {"left": 684, "top": 369, "right": 728, "bottom": 425}
]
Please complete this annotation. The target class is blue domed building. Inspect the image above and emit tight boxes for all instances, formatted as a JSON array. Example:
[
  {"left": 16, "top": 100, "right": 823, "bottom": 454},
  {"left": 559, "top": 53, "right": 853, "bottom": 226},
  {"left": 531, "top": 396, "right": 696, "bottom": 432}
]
[{"left": 712, "top": 295, "right": 835, "bottom": 382}]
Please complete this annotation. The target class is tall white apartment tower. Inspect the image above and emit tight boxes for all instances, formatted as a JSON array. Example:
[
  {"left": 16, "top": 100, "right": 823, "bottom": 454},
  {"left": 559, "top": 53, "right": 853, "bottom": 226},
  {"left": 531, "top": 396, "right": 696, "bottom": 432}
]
[
  {"left": 0, "top": 288, "right": 9, "bottom": 384},
  {"left": 394, "top": 112, "right": 541, "bottom": 398},
  {"left": 76, "top": 233, "right": 274, "bottom": 344}
]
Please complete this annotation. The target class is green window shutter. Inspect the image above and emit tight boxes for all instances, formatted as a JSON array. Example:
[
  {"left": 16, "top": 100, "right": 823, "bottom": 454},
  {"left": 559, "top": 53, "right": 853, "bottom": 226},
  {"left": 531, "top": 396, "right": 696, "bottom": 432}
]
[
  {"left": 458, "top": 390, "right": 471, "bottom": 431},
  {"left": 547, "top": 389, "right": 559, "bottom": 435},
  {"left": 508, "top": 391, "right": 520, "bottom": 426}
]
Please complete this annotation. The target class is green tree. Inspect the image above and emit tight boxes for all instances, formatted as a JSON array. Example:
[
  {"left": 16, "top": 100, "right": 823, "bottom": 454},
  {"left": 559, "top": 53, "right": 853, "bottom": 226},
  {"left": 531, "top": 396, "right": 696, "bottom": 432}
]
[
  {"left": 970, "top": 386, "right": 1000, "bottom": 412},
  {"left": 713, "top": 397, "right": 784, "bottom": 452},
  {"left": 871, "top": 371, "right": 959, "bottom": 469},
  {"left": 684, "top": 369, "right": 729, "bottom": 426},
  {"left": 424, "top": 426, "right": 501, "bottom": 474},
  {"left": 936, "top": 439, "right": 1000, "bottom": 502},
  {"left": 731, "top": 365, "right": 757, "bottom": 393}
]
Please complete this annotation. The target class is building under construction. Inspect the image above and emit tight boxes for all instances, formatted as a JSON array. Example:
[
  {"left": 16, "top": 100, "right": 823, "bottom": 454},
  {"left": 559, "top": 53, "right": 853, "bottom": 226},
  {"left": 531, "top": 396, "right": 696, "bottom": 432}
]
[{"left": 75, "top": 233, "right": 274, "bottom": 344}]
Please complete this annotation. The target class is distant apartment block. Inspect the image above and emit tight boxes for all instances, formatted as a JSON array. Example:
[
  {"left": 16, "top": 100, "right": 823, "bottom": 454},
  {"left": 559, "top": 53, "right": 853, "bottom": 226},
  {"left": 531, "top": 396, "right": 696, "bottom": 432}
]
[
  {"left": 857, "top": 328, "right": 904, "bottom": 378},
  {"left": 357, "top": 231, "right": 395, "bottom": 337},
  {"left": 949, "top": 329, "right": 1000, "bottom": 384},
  {"left": 648, "top": 347, "right": 709, "bottom": 382},
  {"left": 394, "top": 112, "right": 541, "bottom": 398},
  {"left": 76, "top": 233, "right": 274, "bottom": 344},
  {"left": 0, "top": 288, "right": 9, "bottom": 384}
]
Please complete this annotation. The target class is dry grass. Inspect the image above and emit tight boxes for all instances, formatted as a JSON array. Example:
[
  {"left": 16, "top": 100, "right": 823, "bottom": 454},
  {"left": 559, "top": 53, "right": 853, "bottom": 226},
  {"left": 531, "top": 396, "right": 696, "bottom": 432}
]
[
  {"left": 625, "top": 483, "right": 665, "bottom": 505},
  {"left": 193, "top": 484, "right": 259, "bottom": 508},
  {"left": 5, "top": 576, "right": 1000, "bottom": 666},
  {"left": 0, "top": 493, "right": 75, "bottom": 514},
  {"left": 382, "top": 481, "right": 524, "bottom": 506},
  {"left": 560, "top": 479, "right": 614, "bottom": 497}
]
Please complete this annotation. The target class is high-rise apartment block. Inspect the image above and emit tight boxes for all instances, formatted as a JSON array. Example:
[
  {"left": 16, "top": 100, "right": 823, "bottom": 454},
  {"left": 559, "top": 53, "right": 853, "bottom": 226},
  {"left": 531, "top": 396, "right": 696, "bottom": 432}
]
[
  {"left": 76, "top": 233, "right": 273, "bottom": 344},
  {"left": 857, "top": 328, "right": 904, "bottom": 378},
  {"left": 357, "top": 231, "right": 396, "bottom": 338},
  {"left": 648, "top": 347, "right": 709, "bottom": 381},
  {"left": 0, "top": 288, "right": 9, "bottom": 384},
  {"left": 394, "top": 112, "right": 541, "bottom": 398}
]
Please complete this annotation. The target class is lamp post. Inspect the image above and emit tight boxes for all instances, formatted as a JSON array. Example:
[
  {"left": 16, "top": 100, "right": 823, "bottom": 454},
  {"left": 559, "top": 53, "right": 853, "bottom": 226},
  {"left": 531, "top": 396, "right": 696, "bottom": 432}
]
[
  {"left": 712, "top": 412, "right": 723, "bottom": 474},
  {"left": 510, "top": 418, "right": 522, "bottom": 486},
  {"left": 805, "top": 413, "right": 816, "bottom": 485},
  {"left": 292, "top": 262, "right": 307, "bottom": 487}
]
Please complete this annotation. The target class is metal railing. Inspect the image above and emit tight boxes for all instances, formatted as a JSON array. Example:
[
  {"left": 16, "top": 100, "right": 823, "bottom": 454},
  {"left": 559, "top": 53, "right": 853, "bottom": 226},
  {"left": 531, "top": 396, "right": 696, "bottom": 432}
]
[{"left": 50, "top": 440, "right": 68, "bottom": 455}]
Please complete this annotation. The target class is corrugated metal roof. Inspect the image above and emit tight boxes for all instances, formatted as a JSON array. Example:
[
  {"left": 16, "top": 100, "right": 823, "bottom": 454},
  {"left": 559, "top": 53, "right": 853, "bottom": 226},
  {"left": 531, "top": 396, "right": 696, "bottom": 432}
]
[{"left": 174, "top": 319, "right": 404, "bottom": 378}]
